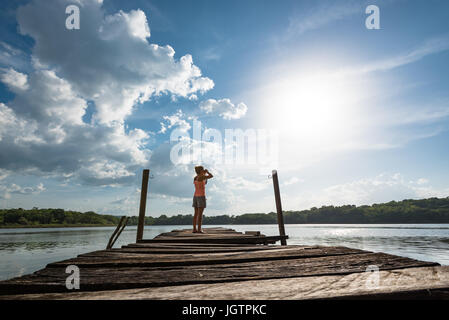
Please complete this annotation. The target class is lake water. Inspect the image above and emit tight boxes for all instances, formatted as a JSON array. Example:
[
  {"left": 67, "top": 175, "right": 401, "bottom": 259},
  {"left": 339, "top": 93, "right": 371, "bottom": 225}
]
[{"left": 0, "top": 224, "right": 448, "bottom": 281}]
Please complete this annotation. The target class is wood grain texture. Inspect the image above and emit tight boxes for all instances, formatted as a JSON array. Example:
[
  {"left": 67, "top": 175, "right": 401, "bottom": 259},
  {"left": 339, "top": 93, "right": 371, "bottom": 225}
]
[
  {"left": 50, "top": 246, "right": 366, "bottom": 268},
  {"left": 86, "top": 244, "right": 310, "bottom": 255},
  {"left": 2, "top": 266, "right": 448, "bottom": 300},
  {"left": 137, "top": 235, "right": 288, "bottom": 244}
]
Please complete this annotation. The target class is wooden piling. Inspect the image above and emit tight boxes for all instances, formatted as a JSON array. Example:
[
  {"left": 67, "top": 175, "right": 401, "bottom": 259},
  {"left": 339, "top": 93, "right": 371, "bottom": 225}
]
[
  {"left": 136, "top": 169, "right": 150, "bottom": 242},
  {"left": 106, "top": 216, "right": 126, "bottom": 249},
  {"left": 272, "top": 170, "right": 287, "bottom": 245},
  {"left": 109, "top": 217, "right": 129, "bottom": 249}
]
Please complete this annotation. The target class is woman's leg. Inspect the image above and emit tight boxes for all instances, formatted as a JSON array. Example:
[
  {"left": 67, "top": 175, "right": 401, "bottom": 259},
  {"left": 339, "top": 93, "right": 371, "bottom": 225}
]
[
  {"left": 193, "top": 207, "right": 199, "bottom": 232},
  {"left": 197, "top": 207, "right": 204, "bottom": 232}
]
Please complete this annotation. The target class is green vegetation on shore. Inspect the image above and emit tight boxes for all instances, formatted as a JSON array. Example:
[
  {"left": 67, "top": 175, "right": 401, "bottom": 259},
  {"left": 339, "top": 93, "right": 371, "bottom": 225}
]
[
  {"left": 1, "top": 197, "right": 449, "bottom": 228},
  {"left": 0, "top": 208, "right": 119, "bottom": 228}
]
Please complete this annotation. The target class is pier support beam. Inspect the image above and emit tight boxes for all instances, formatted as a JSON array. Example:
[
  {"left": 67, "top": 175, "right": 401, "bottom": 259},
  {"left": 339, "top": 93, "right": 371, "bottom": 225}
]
[
  {"left": 136, "top": 169, "right": 150, "bottom": 242},
  {"left": 272, "top": 170, "right": 287, "bottom": 245},
  {"left": 107, "top": 216, "right": 129, "bottom": 249}
]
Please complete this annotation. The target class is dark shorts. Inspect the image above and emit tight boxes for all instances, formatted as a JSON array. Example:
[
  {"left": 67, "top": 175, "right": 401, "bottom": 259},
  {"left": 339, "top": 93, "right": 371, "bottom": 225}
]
[{"left": 192, "top": 196, "right": 206, "bottom": 208}]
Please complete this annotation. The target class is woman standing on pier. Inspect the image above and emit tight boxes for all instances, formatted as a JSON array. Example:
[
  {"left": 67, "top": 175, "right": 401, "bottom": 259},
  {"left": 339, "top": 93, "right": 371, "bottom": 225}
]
[{"left": 192, "top": 166, "right": 213, "bottom": 233}]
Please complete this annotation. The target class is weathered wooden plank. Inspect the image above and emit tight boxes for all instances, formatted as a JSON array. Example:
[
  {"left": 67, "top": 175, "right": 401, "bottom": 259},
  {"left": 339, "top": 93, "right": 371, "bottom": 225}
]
[
  {"left": 2, "top": 266, "right": 447, "bottom": 300},
  {"left": 76, "top": 246, "right": 359, "bottom": 261},
  {"left": 138, "top": 235, "right": 288, "bottom": 244},
  {"left": 95, "top": 244, "right": 305, "bottom": 255},
  {"left": 122, "top": 242, "right": 262, "bottom": 248},
  {"left": 157, "top": 228, "right": 243, "bottom": 237},
  {"left": 48, "top": 246, "right": 366, "bottom": 268},
  {"left": 0, "top": 252, "right": 438, "bottom": 295},
  {"left": 86, "top": 246, "right": 286, "bottom": 257},
  {"left": 169, "top": 227, "right": 237, "bottom": 232},
  {"left": 122, "top": 243, "right": 282, "bottom": 249},
  {"left": 244, "top": 231, "right": 261, "bottom": 236},
  {"left": 155, "top": 233, "right": 246, "bottom": 239}
]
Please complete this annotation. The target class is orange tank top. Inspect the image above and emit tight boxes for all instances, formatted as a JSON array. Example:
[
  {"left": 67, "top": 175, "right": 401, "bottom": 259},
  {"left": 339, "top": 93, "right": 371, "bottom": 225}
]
[{"left": 194, "top": 179, "right": 206, "bottom": 196}]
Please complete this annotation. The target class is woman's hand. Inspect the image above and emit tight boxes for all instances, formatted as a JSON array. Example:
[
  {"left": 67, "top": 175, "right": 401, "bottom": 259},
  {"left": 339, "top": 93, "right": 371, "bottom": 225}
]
[{"left": 205, "top": 169, "right": 213, "bottom": 178}]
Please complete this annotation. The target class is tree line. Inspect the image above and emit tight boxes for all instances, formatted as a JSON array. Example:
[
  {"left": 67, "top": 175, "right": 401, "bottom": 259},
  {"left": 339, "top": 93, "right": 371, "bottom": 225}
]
[{"left": 1, "top": 197, "right": 449, "bottom": 227}]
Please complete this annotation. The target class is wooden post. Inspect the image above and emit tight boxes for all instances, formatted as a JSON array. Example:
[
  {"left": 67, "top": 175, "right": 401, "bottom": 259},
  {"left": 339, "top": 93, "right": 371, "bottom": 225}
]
[
  {"left": 107, "top": 216, "right": 125, "bottom": 249},
  {"left": 110, "top": 217, "right": 129, "bottom": 249},
  {"left": 272, "top": 169, "right": 287, "bottom": 245},
  {"left": 136, "top": 169, "right": 150, "bottom": 242}
]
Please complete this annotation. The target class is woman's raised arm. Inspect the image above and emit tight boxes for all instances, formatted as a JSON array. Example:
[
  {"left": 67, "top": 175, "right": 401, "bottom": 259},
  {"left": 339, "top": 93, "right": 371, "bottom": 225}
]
[{"left": 205, "top": 169, "right": 213, "bottom": 179}]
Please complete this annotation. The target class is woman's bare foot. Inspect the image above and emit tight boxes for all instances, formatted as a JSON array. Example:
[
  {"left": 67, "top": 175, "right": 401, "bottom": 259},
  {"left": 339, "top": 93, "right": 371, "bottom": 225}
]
[
  {"left": 197, "top": 230, "right": 204, "bottom": 234},
  {"left": 192, "top": 229, "right": 198, "bottom": 233}
]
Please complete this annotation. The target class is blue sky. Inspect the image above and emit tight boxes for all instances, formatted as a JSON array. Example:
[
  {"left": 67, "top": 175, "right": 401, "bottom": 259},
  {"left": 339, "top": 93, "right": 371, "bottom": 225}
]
[{"left": 0, "top": 0, "right": 448, "bottom": 216}]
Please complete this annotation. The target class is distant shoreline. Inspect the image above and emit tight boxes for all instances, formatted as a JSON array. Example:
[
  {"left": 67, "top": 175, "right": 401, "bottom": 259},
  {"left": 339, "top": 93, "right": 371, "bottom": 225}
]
[
  {"left": 1, "top": 222, "right": 449, "bottom": 229},
  {"left": 2, "top": 197, "right": 449, "bottom": 228},
  {"left": 0, "top": 224, "right": 117, "bottom": 229}
]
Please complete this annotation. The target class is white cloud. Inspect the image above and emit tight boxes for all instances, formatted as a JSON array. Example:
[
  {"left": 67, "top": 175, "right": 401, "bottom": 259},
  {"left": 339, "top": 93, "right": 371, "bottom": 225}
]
[
  {"left": 16, "top": 0, "right": 214, "bottom": 125},
  {"left": 0, "top": 0, "right": 217, "bottom": 187},
  {"left": 283, "top": 177, "right": 303, "bottom": 186},
  {"left": 231, "top": 176, "right": 269, "bottom": 191},
  {"left": 159, "top": 110, "right": 191, "bottom": 134},
  {"left": 0, "top": 41, "right": 29, "bottom": 70},
  {"left": 199, "top": 98, "right": 248, "bottom": 120},
  {"left": 416, "top": 178, "right": 429, "bottom": 185},
  {"left": 309, "top": 173, "right": 449, "bottom": 207},
  {"left": 0, "top": 169, "right": 10, "bottom": 181},
  {"left": 0, "top": 182, "right": 46, "bottom": 199},
  {"left": 287, "top": 1, "right": 362, "bottom": 36},
  {"left": 336, "top": 33, "right": 449, "bottom": 77},
  {"left": 0, "top": 102, "right": 42, "bottom": 145},
  {"left": 202, "top": 47, "right": 221, "bottom": 61},
  {"left": 100, "top": 9, "right": 151, "bottom": 41},
  {"left": 0, "top": 68, "right": 29, "bottom": 91},
  {"left": 369, "top": 34, "right": 449, "bottom": 72},
  {"left": 381, "top": 104, "right": 449, "bottom": 127},
  {"left": 0, "top": 76, "right": 150, "bottom": 185},
  {"left": 9, "top": 69, "right": 87, "bottom": 126}
]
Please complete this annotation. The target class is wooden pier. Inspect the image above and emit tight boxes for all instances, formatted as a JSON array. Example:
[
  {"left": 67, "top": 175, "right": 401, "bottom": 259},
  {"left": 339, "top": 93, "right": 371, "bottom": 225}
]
[
  {"left": 0, "top": 226, "right": 448, "bottom": 300},
  {"left": 1, "top": 170, "right": 448, "bottom": 299}
]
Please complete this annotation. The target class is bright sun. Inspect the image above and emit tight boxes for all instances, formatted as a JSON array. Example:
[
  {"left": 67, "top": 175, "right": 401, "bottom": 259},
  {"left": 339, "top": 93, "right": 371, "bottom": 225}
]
[{"left": 263, "top": 73, "right": 359, "bottom": 145}]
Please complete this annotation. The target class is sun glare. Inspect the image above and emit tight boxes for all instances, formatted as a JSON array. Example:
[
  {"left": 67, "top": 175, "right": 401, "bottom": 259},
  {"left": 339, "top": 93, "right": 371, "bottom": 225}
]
[{"left": 263, "top": 73, "right": 360, "bottom": 146}]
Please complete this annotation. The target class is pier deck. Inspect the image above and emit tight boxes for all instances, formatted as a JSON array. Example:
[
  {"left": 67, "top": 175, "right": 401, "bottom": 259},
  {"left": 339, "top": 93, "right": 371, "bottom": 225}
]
[{"left": 0, "top": 227, "right": 448, "bottom": 300}]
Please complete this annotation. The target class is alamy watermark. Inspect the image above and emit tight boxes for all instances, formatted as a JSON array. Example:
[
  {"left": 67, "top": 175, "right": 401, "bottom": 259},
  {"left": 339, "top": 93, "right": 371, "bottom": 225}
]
[
  {"left": 65, "top": 265, "right": 80, "bottom": 290},
  {"left": 65, "top": 5, "right": 80, "bottom": 30},
  {"left": 366, "top": 5, "right": 380, "bottom": 30},
  {"left": 63, "top": 3, "right": 379, "bottom": 33},
  {"left": 365, "top": 265, "right": 380, "bottom": 290},
  {"left": 169, "top": 120, "right": 279, "bottom": 174}
]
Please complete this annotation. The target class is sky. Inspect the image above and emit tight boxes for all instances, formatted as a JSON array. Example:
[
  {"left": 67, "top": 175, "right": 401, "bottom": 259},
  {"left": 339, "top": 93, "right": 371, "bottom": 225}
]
[{"left": 0, "top": 0, "right": 449, "bottom": 217}]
